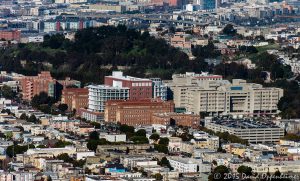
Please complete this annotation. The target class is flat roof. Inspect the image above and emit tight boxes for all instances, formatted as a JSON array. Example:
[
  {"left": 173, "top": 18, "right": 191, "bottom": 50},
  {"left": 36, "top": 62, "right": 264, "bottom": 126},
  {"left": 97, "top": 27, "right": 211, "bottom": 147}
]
[{"left": 210, "top": 118, "right": 281, "bottom": 129}]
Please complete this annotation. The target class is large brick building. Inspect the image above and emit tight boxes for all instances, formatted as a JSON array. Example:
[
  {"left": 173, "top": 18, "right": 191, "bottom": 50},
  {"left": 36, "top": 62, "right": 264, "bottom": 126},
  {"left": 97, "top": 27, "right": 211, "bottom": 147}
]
[
  {"left": 104, "top": 99, "right": 175, "bottom": 126},
  {"left": 61, "top": 88, "right": 88, "bottom": 113},
  {"left": 104, "top": 71, "right": 153, "bottom": 100},
  {"left": 151, "top": 113, "right": 200, "bottom": 128},
  {"left": 20, "top": 71, "right": 81, "bottom": 101},
  {"left": 20, "top": 71, "right": 56, "bottom": 101},
  {"left": 0, "top": 30, "right": 21, "bottom": 41}
]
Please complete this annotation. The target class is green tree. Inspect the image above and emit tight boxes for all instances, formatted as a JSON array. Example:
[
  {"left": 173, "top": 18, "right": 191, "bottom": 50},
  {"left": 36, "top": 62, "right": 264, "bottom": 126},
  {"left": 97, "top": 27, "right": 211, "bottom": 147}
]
[
  {"left": 89, "top": 131, "right": 99, "bottom": 140},
  {"left": 6, "top": 144, "right": 35, "bottom": 158},
  {"left": 5, "top": 132, "right": 13, "bottom": 140},
  {"left": 158, "top": 137, "right": 169, "bottom": 146},
  {"left": 56, "top": 153, "right": 73, "bottom": 162},
  {"left": 154, "top": 144, "right": 168, "bottom": 154},
  {"left": 130, "top": 136, "right": 149, "bottom": 144},
  {"left": 57, "top": 103, "right": 68, "bottom": 113},
  {"left": 237, "top": 165, "right": 252, "bottom": 176},
  {"left": 1, "top": 85, "right": 15, "bottom": 99},
  {"left": 135, "top": 129, "right": 146, "bottom": 137},
  {"left": 159, "top": 157, "right": 173, "bottom": 170},
  {"left": 120, "top": 124, "right": 135, "bottom": 134},
  {"left": 87, "top": 138, "right": 109, "bottom": 151},
  {"left": 222, "top": 24, "right": 237, "bottom": 36},
  {"left": 54, "top": 140, "right": 72, "bottom": 148},
  {"left": 20, "top": 113, "right": 28, "bottom": 120},
  {"left": 152, "top": 173, "right": 163, "bottom": 180},
  {"left": 31, "top": 92, "right": 55, "bottom": 112},
  {"left": 149, "top": 133, "right": 160, "bottom": 141},
  {"left": 28, "top": 115, "right": 39, "bottom": 124}
]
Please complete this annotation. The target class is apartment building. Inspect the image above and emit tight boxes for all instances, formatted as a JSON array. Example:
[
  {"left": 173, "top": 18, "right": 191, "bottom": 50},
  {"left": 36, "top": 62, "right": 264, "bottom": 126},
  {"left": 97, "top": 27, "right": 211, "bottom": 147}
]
[
  {"left": 0, "top": 30, "right": 21, "bottom": 41},
  {"left": 88, "top": 85, "right": 129, "bottom": 112},
  {"left": 243, "top": 160, "right": 300, "bottom": 174},
  {"left": 20, "top": 71, "right": 56, "bottom": 101},
  {"left": 105, "top": 71, "right": 153, "bottom": 100},
  {"left": 61, "top": 88, "right": 88, "bottom": 112},
  {"left": 170, "top": 32, "right": 192, "bottom": 50},
  {"left": 51, "top": 119, "right": 80, "bottom": 132},
  {"left": 20, "top": 71, "right": 81, "bottom": 101},
  {"left": 167, "top": 157, "right": 210, "bottom": 173},
  {"left": 166, "top": 72, "right": 283, "bottom": 116},
  {"left": 104, "top": 99, "right": 174, "bottom": 126},
  {"left": 205, "top": 118, "right": 284, "bottom": 143}
]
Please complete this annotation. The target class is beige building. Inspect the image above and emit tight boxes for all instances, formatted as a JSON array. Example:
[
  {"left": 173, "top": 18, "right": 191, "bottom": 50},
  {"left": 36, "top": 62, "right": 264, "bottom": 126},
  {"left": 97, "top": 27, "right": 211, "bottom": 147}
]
[
  {"left": 243, "top": 160, "right": 300, "bottom": 174},
  {"left": 166, "top": 72, "right": 283, "bottom": 116},
  {"left": 89, "top": 4, "right": 126, "bottom": 13}
]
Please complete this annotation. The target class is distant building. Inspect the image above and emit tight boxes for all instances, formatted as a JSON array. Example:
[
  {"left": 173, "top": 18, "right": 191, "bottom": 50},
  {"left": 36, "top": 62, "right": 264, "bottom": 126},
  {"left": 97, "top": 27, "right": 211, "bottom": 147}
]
[
  {"left": 105, "top": 71, "right": 152, "bottom": 100},
  {"left": 99, "top": 133, "right": 127, "bottom": 142},
  {"left": 205, "top": 118, "right": 284, "bottom": 143},
  {"left": 169, "top": 0, "right": 181, "bottom": 7},
  {"left": 170, "top": 32, "right": 192, "bottom": 51},
  {"left": 198, "top": 0, "right": 216, "bottom": 10},
  {"left": 151, "top": 113, "right": 200, "bottom": 127},
  {"left": 0, "top": 30, "right": 21, "bottom": 41},
  {"left": 89, "top": 4, "right": 126, "bottom": 13},
  {"left": 166, "top": 72, "right": 283, "bottom": 116},
  {"left": 104, "top": 99, "right": 174, "bottom": 126},
  {"left": 79, "top": 108, "right": 104, "bottom": 122},
  {"left": 61, "top": 88, "right": 88, "bottom": 113},
  {"left": 150, "top": 78, "right": 167, "bottom": 101},
  {"left": 20, "top": 71, "right": 56, "bottom": 101},
  {"left": 20, "top": 71, "right": 81, "bottom": 101},
  {"left": 88, "top": 85, "right": 129, "bottom": 113},
  {"left": 56, "top": 77, "right": 81, "bottom": 99},
  {"left": 167, "top": 157, "right": 210, "bottom": 173}
]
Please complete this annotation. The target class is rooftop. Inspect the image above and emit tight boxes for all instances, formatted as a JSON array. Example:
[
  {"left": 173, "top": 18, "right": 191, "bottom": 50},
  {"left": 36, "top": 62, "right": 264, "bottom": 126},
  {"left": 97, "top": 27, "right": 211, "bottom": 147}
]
[
  {"left": 209, "top": 117, "right": 280, "bottom": 129},
  {"left": 106, "top": 71, "right": 151, "bottom": 82},
  {"left": 87, "top": 84, "right": 130, "bottom": 90}
]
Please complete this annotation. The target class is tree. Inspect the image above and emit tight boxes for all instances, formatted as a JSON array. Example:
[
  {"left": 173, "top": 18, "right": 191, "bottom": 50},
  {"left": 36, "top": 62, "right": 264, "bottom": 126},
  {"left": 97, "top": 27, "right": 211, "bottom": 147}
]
[
  {"left": 87, "top": 139, "right": 99, "bottom": 151},
  {"left": 54, "top": 140, "right": 72, "bottom": 148},
  {"left": 56, "top": 153, "right": 73, "bottom": 162},
  {"left": 20, "top": 113, "right": 28, "bottom": 120},
  {"left": 120, "top": 124, "right": 135, "bottom": 134},
  {"left": 212, "top": 160, "right": 217, "bottom": 166},
  {"left": 37, "top": 144, "right": 47, "bottom": 148},
  {"left": 154, "top": 144, "right": 168, "bottom": 154},
  {"left": 159, "top": 157, "right": 173, "bottom": 170},
  {"left": 135, "top": 129, "right": 146, "bottom": 137},
  {"left": 237, "top": 165, "right": 252, "bottom": 176},
  {"left": 5, "top": 132, "right": 13, "bottom": 140},
  {"left": 130, "top": 136, "right": 149, "bottom": 144},
  {"left": 1, "top": 85, "right": 15, "bottom": 99},
  {"left": 6, "top": 144, "right": 35, "bottom": 158},
  {"left": 89, "top": 131, "right": 99, "bottom": 140},
  {"left": 222, "top": 24, "right": 237, "bottom": 36},
  {"left": 28, "top": 115, "right": 39, "bottom": 124},
  {"left": 47, "top": 176, "right": 52, "bottom": 181},
  {"left": 152, "top": 173, "right": 163, "bottom": 180},
  {"left": 158, "top": 137, "right": 169, "bottom": 146},
  {"left": 57, "top": 104, "right": 68, "bottom": 113},
  {"left": 149, "top": 133, "right": 160, "bottom": 141},
  {"left": 87, "top": 138, "right": 109, "bottom": 151}
]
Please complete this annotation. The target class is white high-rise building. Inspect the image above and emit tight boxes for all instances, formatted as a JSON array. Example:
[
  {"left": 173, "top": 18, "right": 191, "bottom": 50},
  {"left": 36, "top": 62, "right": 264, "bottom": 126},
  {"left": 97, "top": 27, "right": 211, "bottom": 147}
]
[{"left": 88, "top": 85, "right": 129, "bottom": 112}]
